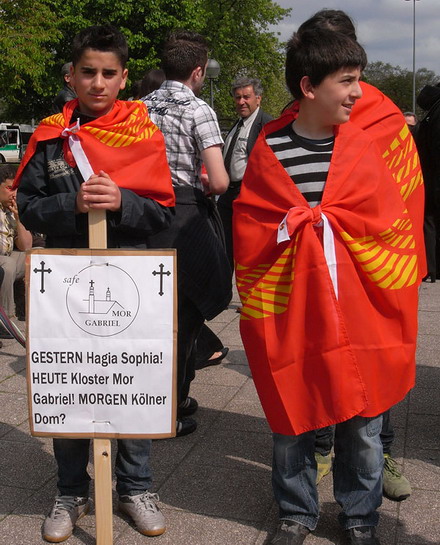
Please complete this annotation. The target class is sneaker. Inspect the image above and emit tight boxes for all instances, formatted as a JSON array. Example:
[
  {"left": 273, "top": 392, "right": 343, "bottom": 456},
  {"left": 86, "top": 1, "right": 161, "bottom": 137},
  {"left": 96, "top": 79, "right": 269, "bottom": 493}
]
[
  {"left": 119, "top": 491, "right": 165, "bottom": 536},
  {"left": 42, "top": 495, "right": 90, "bottom": 543},
  {"left": 383, "top": 454, "right": 411, "bottom": 501},
  {"left": 269, "top": 521, "right": 310, "bottom": 544},
  {"left": 315, "top": 452, "right": 332, "bottom": 484},
  {"left": 347, "top": 526, "right": 380, "bottom": 544},
  {"left": 176, "top": 417, "right": 197, "bottom": 437},
  {"left": 178, "top": 396, "right": 198, "bottom": 417}
]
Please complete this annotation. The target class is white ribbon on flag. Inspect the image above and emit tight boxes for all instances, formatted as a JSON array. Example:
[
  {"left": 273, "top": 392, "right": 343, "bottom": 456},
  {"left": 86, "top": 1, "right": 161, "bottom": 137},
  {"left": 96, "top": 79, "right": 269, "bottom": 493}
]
[
  {"left": 277, "top": 209, "right": 338, "bottom": 299},
  {"left": 61, "top": 119, "right": 94, "bottom": 181}
]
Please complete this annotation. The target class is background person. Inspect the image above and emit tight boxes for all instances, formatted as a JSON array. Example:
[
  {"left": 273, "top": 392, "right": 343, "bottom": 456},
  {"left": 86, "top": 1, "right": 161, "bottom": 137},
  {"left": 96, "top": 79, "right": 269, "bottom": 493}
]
[
  {"left": 51, "top": 62, "right": 77, "bottom": 114},
  {"left": 0, "top": 164, "right": 32, "bottom": 324},
  {"left": 415, "top": 83, "right": 440, "bottom": 283},
  {"left": 217, "top": 76, "right": 272, "bottom": 269},
  {"left": 143, "top": 30, "right": 231, "bottom": 437}
]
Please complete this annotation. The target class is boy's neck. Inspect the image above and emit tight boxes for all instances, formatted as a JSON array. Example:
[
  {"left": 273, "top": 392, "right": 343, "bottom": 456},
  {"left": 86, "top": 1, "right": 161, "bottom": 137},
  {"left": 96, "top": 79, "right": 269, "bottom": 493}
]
[{"left": 293, "top": 107, "right": 334, "bottom": 140}]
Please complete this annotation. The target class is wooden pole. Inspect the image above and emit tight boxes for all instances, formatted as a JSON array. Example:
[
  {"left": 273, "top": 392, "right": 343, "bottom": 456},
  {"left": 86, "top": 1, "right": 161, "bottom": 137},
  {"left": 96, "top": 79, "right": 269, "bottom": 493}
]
[{"left": 89, "top": 209, "right": 113, "bottom": 545}]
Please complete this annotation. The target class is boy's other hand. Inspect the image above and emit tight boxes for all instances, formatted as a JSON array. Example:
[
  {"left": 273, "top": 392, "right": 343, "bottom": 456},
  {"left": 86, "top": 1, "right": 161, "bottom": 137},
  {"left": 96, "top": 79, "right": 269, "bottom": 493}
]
[{"left": 76, "top": 171, "right": 122, "bottom": 213}]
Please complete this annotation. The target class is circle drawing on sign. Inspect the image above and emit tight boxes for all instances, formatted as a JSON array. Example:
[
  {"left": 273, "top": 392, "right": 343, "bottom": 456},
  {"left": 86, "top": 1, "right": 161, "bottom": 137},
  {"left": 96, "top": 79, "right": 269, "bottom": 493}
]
[{"left": 66, "top": 263, "right": 140, "bottom": 337}]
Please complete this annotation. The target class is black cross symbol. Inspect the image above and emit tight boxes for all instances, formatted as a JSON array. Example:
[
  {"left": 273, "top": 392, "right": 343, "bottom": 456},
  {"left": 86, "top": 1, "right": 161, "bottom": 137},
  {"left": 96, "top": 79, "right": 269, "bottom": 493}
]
[
  {"left": 33, "top": 261, "right": 52, "bottom": 293},
  {"left": 152, "top": 263, "right": 171, "bottom": 296}
]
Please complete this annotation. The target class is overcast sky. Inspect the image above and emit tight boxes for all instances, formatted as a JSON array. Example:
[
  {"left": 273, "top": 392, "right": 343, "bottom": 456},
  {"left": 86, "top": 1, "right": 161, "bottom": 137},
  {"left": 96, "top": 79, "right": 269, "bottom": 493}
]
[{"left": 271, "top": 0, "right": 440, "bottom": 76}]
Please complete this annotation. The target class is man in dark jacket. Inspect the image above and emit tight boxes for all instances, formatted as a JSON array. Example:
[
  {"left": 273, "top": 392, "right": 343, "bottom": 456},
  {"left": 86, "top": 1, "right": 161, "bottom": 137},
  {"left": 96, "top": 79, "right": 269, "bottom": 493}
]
[
  {"left": 51, "top": 62, "right": 77, "bottom": 114},
  {"left": 218, "top": 76, "right": 272, "bottom": 268},
  {"left": 415, "top": 83, "right": 440, "bottom": 281}
]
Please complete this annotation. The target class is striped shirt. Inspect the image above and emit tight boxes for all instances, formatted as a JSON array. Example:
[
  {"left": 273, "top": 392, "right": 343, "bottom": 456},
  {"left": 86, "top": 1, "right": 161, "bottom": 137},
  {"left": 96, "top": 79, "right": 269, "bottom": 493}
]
[{"left": 266, "top": 123, "right": 334, "bottom": 207}]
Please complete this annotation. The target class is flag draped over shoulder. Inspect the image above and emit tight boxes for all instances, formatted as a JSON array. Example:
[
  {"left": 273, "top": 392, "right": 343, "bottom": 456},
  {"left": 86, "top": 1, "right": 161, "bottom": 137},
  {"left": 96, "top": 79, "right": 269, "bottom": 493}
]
[
  {"left": 281, "top": 83, "right": 426, "bottom": 277},
  {"left": 352, "top": 83, "right": 425, "bottom": 276},
  {"left": 233, "top": 111, "right": 423, "bottom": 435},
  {"left": 14, "top": 99, "right": 175, "bottom": 207}
]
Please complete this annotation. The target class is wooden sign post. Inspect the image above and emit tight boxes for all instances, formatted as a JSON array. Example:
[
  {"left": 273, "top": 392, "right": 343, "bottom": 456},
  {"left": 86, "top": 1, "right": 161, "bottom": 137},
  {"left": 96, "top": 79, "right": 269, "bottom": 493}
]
[{"left": 89, "top": 209, "right": 112, "bottom": 545}]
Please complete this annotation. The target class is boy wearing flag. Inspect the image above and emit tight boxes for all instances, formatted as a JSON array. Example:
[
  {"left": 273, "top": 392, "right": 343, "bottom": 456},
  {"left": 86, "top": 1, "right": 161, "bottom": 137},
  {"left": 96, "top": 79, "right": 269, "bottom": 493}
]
[
  {"left": 233, "top": 26, "right": 422, "bottom": 545},
  {"left": 16, "top": 25, "right": 174, "bottom": 542}
]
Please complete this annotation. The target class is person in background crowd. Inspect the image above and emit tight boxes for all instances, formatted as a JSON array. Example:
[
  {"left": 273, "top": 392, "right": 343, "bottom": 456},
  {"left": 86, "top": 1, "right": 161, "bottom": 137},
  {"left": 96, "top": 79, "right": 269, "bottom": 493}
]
[
  {"left": 415, "top": 83, "right": 440, "bottom": 283},
  {"left": 51, "top": 62, "right": 77, "bottom": 114},
  {"left": 403, "top": 111, "right": 419, "bottom": 134},
  {"left": 217, "top": 76, "right": 272, "bottom": 269},
  {"left": 143, "top": 30, "right": 231, "bottom": 437},
  {"left": 0, "top": 164, "right": 32, "bottom": 326}
]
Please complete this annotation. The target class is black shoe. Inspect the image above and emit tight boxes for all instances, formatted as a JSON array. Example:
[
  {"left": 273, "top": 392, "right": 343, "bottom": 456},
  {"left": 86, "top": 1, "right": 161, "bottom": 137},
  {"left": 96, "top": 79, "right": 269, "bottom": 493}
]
[
  {"left": 176, "top": 417, "right": 197, "bottom": 437},
  {"left": 269, "top": 521, "right": 310, "bottom": 544},
  {"left": 178, "top": 397, "right": 198, "bottom": 417},
  {"left": 347, "top": 526, "right": 380, "bottom": 544},
  {"left": 195, "top": 347, "right": 229, "bottom": 370},
  {"left": 422, "top": 274, "right": 436, "bottom": 283}
]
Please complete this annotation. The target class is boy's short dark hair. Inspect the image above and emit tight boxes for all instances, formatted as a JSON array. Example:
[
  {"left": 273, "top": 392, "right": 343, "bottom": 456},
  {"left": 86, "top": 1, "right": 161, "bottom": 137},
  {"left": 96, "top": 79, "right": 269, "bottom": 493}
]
[
  {"left": 297, "top": 9, "right": 357, "bottom": 40},
  {"left": 285, "top": 28, "right": 367, "bottom": 99},
  {"left": 72, "top": 24, "right": 128, "bottom": 68},
  {"left": 161, "top": 30, "right": 208, "bottom": 81},
  {"left": 0, "top": 164, "right": 17, "bottom": 184}
]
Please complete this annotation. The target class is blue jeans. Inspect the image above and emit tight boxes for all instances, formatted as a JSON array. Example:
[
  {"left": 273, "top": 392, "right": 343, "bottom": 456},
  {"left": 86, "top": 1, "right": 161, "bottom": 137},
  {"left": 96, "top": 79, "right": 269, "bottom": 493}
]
[
  {"left": 53, "top": 438, "right": 153, "bottom": 497},
  {"left": 316, "top": 409, "right": 394, "bottom": 456},
  {"left": 272, "top": 415, "right": 383, "bottom": 530}
]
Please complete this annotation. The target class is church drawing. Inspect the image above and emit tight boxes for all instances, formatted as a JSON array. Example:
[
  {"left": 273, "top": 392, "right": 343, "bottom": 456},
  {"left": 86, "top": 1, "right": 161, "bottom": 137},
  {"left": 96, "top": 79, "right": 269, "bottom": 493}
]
[{"left": 80, "top": 279, "right": 124, "bottom": 315}]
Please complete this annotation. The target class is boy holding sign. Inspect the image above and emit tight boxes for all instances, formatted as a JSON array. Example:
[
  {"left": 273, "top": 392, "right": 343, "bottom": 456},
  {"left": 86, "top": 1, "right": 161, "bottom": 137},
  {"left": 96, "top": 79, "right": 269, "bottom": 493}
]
[{"left": 15, "top": 25, "right": 175, "bottom": 542}]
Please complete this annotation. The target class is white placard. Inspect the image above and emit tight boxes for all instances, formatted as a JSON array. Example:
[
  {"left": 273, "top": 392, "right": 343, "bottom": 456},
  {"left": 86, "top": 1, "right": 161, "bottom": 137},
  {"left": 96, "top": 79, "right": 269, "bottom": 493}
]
[{"left": 27, "top": 249, "right": 176, "bottom": 438}]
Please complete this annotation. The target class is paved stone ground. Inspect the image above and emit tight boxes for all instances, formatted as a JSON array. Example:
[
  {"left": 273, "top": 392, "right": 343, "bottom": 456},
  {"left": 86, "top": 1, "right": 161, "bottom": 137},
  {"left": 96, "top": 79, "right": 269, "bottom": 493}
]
[{"left": 0, "top": 282, "right": 439, "bottom": 544}]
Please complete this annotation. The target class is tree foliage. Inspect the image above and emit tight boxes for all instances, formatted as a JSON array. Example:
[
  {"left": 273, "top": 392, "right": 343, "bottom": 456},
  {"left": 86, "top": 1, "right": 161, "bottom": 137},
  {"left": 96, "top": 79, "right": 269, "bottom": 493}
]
[
  {"left": 363, "top": 61, "right": 438, "bottom": 118},
  {"left": 0, "top": 0, "right": 290, "bottom": 122},
  {"left": 0, "top": 0, "right": 61, "bottom": 120}
]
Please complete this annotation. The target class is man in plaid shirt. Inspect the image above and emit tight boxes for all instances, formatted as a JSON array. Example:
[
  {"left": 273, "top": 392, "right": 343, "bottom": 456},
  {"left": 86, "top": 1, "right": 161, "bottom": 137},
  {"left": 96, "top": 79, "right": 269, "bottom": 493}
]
[{"left": 144, "top": 30, "right": 231, "bottom": 437}]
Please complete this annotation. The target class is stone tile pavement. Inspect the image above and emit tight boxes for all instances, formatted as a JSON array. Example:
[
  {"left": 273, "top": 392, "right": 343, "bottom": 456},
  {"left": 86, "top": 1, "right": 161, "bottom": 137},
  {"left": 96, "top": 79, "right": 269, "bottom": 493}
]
[{"left": 0, "top": 282, "right": 439, "bottom": 544}]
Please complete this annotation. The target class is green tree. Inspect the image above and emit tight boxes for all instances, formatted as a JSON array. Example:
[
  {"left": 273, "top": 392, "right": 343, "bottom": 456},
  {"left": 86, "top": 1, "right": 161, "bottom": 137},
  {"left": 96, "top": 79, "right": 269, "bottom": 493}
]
[
  {"left": 363, "top": 61, "right": 438, "bottom": 117},
  {"left": 199, "top": 0, "right": 290, "bottom": 120},
  {"left": 0, "top": 0, "right": 290, "bottom": 122},
  {"left": 0, "top": 0, "right": 61, "bottom": 121}
]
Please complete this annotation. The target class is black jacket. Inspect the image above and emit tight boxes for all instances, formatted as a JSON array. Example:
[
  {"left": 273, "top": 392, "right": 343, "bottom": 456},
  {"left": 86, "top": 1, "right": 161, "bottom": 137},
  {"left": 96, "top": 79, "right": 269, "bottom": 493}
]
[
  {"left": 51, "top": 85, "right": 77, "bottom": 114},
  {"left": 17, "top": 138, "right": 173, "bottom": 250},
  {"left": 227, "top": 108, "right": 272, "bottom": 158},
  {"left": 415, "top": 85, "right": 440, "bottom": 205},
  {"left": 147, "top": 187, "right": 232, "bottom": 320}
]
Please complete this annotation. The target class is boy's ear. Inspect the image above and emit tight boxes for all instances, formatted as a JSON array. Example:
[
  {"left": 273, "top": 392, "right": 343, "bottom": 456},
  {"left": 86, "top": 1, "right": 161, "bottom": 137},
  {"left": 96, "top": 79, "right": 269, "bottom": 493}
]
[
  {"left": 120, "top": 68, "right": 129, "bottom": 90},
  {"left": 299, "top": 76, "right": 315, "bottom": 99}
]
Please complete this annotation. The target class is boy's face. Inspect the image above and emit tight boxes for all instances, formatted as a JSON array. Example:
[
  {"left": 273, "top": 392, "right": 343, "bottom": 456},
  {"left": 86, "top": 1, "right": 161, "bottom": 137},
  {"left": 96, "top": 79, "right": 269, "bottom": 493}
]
[
  {"left": 304, "top": 67, "right": 362, "bottom": 127},
  {"left": 0, "top": 179, "right": 15, "bottom": 208},
  {"left": 71, "top": 49, "right": 128, "bottom": 117}
]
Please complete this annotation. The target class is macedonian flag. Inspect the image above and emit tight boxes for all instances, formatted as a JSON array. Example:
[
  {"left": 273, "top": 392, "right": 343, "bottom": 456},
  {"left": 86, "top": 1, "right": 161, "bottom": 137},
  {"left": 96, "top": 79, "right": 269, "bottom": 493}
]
[
  {"left": 233, "top": 109, "right": 424, "bottom": 435},
  {"left": 14, "top": 99, "right": 175, "bottom": 207}
]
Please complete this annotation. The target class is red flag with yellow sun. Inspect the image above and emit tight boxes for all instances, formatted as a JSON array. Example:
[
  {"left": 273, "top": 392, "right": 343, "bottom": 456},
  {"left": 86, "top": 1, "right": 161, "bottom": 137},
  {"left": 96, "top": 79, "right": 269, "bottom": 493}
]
[
  {"left": 14, "top": 99, "right": 174, "bottom": 207},
  {"left": 233, "top": 87, "right": 424, "bottom": 435}
]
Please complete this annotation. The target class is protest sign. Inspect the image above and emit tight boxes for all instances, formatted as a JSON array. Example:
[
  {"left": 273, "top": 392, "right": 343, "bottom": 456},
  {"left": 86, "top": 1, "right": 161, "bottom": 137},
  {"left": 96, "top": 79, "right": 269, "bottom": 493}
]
[{"left": 26, "top": 248, "right": 177, "bottom": 439}]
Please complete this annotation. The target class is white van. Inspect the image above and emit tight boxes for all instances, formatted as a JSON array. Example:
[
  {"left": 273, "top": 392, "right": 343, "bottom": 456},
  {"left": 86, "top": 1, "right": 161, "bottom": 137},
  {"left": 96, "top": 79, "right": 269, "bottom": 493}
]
[{"left": 0, "top": 123, "right": 35, "bottom": 163}]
